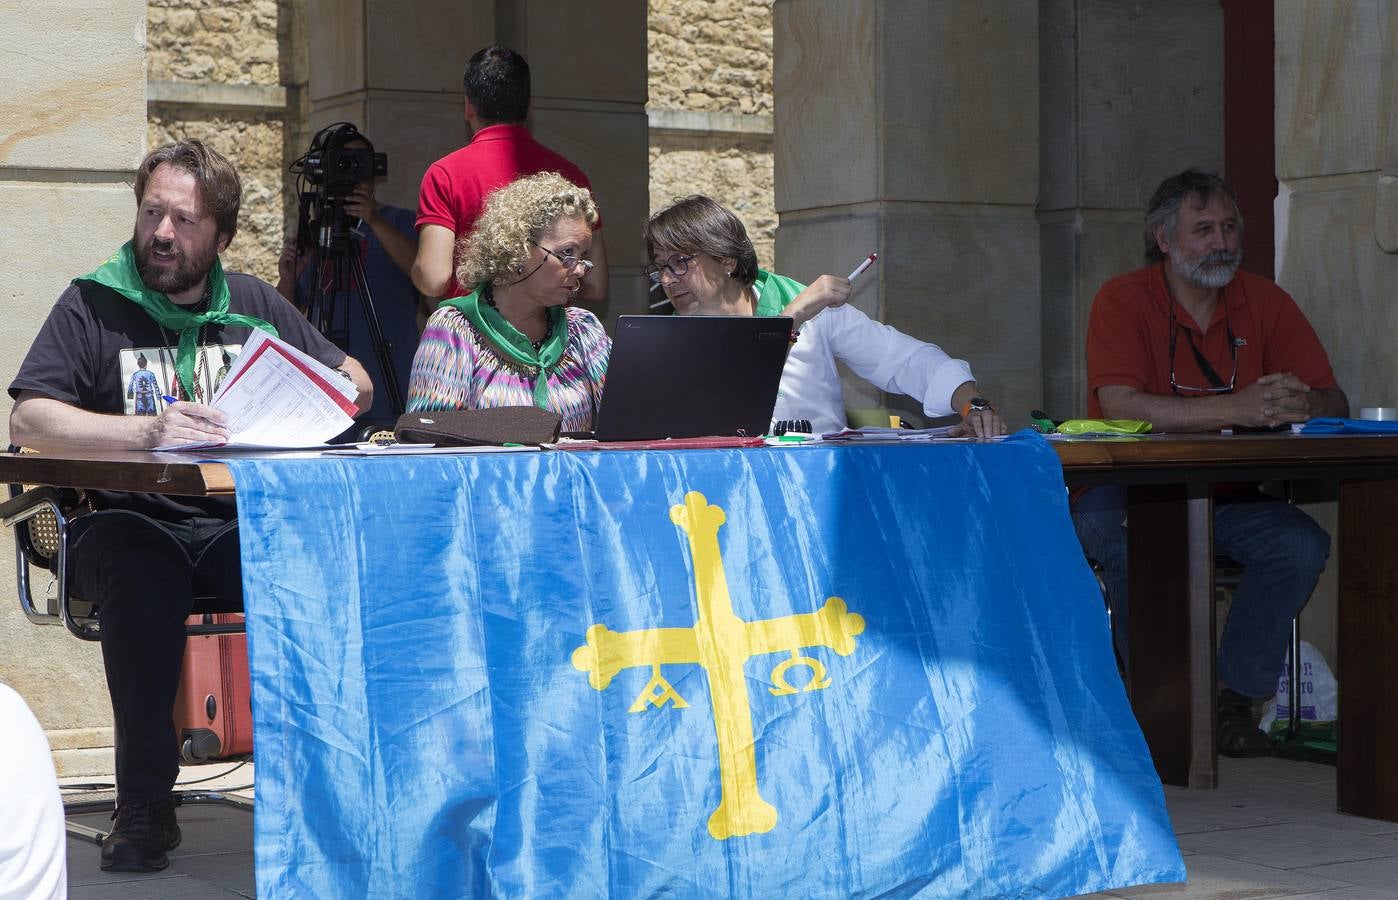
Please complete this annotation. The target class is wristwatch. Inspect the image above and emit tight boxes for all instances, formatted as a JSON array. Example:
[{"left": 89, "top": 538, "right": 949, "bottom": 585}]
[{"left": 960, "top": 397, "right": 993, "bottom": 419}]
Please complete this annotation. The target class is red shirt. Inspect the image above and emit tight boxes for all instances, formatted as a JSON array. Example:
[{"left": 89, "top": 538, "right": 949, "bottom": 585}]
[
  {"left": 1085, "top": 263, "right": 1337, "bottom": 418},
  {"left": 416, "top": 124, "right": 599, "bottom": 297}
]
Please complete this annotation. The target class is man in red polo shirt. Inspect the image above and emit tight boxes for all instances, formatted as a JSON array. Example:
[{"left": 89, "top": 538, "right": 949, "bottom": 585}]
[
  {"left": 1075, "top": 169, "right": 1347, "bottom": 758},
  {"left": 411, "top": 46, "right": 607, "bottom": 303}
]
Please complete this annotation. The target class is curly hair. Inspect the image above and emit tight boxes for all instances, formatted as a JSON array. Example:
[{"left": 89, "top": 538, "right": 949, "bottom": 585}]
[{"left": 457, "top": 172, "right": 599, "bottom": 288}]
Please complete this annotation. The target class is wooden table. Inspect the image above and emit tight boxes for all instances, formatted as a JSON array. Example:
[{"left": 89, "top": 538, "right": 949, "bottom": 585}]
[
  {"left": 5, "top": 433, "right": 1398, "bottom": 820},
  {"left": 1053, "top": 431, "right": 1398, "bottom": 823},
  {"left": 0, "top": 447, "right": 234, "bottom": 496}
]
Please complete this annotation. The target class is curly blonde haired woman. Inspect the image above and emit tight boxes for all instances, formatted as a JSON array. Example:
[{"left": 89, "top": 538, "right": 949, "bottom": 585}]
[{"left": 406, "top": 172, "right": 609, "bottom": 430}]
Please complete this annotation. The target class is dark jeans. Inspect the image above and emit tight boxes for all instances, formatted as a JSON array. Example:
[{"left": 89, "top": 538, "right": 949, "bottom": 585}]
[
  {"left": 68, "top": 510, "right": 242, "bottom": 802},
  {"left": 1072, "top": 485, "right": 1330, "bottom": 698}
]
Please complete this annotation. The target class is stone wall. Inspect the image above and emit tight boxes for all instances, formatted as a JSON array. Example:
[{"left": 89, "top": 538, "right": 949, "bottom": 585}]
[
  {"left": 1, "top": 0, "right": 150, "bottom": 777},
  {"left": 146, "top": 0, "right": 292, "bottom": 283},
  {"left": 1272, "top": 0, "right": 1398, "bottom": 669},
  {"left": 648, "top": 0, "right": 774, "bottom": 115},
  {"left": 1039, "top": 0, "right": 1225, "bottom": 420},
  {"left": 774, "top": 0, "right": 1043, "bottom": 425},
  {"left": 647, "top": 0, "right": 776, "bottom": 271},
  {"left": 147, "top": 113, "right": 287, "bottom": 279},
  {"left": 147, "top": 0, "right": 282, "bottom": 84},
  {"left": 142, "top": 0, "right": 779, "bottom": 282},
  {"left": 648, "top": 135, "right": 776, "bottom": 265}
]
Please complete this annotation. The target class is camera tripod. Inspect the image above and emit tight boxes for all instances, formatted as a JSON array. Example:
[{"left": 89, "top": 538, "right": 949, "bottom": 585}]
[{"left": 302, "top": 196, "right": 405, "bottom": 416}]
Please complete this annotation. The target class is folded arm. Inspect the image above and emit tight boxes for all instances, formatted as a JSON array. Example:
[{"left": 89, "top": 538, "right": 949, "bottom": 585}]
[{"left": 1097, "top": 374, "right": 1349, "bottom": 432}]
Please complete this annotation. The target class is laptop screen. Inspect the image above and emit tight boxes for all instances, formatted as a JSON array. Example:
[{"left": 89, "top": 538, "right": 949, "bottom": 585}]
[{"left": 591, "top": 315, "right": 793, "bottom": 441}]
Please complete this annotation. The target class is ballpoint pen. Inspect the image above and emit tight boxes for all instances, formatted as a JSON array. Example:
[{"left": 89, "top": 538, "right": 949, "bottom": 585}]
[{"left": 847, "top": 252, "right": 878, "bottom": 281}]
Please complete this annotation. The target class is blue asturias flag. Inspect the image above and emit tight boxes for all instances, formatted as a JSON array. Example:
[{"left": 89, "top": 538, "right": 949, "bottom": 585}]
[{"left": 228, "top": 434, "right": 1184, "bottom": 898}]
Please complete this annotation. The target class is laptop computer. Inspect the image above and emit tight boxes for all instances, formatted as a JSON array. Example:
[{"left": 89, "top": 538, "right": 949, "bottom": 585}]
[{"left": 589, "top": 315, "right": 793, "bottom": 441}]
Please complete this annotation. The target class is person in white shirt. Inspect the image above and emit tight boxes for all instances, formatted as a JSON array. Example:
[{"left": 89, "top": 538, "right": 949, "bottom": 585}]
[
  {"left": 644, "top": 195, "right": 1006, "bottom": 437},
  {"left": 0, "top": 683, "right": 67, "bottom": 900}
]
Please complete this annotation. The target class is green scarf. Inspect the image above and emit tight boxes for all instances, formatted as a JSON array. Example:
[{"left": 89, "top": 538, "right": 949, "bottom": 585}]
[
  {"left": 753, "top": 268, "right": 808, "bottom": 317},
  {"left": 441, "top": 287, "right": 567, "bottom": 408},
  {"left": 75, "top": 242, "right": 278, "bottom": 400}
]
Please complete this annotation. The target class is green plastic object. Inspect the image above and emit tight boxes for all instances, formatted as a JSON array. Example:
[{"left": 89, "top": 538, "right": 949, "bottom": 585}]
[{"left": 1054, "top": 419, "right": 1152, "bottom": 435}]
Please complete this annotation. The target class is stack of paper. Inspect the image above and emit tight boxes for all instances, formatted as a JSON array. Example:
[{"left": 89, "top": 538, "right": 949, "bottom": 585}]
[
  {"left": 821, "top": 425, "right": 965, "bottom": 442},
  {"left": 156, "top": 330, "right": 360, "bottom": 451}
]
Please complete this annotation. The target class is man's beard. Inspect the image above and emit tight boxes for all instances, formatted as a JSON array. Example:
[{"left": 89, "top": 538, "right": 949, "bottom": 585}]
[
  {"left": 1169, "top": 244, "right": 1241, "bottom": 290},
  {"left": 133, "top": 229, "right": 219, "bottom": 299}
]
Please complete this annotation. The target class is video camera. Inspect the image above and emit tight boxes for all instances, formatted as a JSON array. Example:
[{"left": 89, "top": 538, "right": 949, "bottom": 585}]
[
  {"left": 290, "top": 122, "right": 388, "bottom": 253},
  {"left": 294, "top": 122, "right": 386, "bottom": 197}
]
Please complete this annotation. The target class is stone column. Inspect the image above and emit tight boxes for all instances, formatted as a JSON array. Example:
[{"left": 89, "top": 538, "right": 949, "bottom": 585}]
[
  {"left": 1275, "top": 0, "right": 1398, "bottom": 414},
  {"left": 305, "top": 0, "right": 650, "bottom": 320},
  {"left": 772, "top": 0, "right": 1040, "bottom": 424},
  {"left": 0, "top": 0, "right": 149, "bottom": 773},
  {"left": 1038, "top": 0, "right": 1223, "bottom": 419},
  {"left": 1273, "top": 0, "right": 1398, "bottom": 664}
]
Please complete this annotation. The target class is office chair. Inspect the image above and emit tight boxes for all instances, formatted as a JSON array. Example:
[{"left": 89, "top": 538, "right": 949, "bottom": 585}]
[{"left": 1, "top": 452, "right": 254, "bottom": 845}]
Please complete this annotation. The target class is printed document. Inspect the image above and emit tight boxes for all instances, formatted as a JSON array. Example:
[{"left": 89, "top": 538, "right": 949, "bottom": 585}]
[{"left": 155, "top": 330, "right": 359, "bottom": 450}]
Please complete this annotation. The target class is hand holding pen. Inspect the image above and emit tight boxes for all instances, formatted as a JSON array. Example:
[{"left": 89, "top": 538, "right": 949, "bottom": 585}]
[
  {"left": 146, "top": 393, "right": 230, "bottom": 447},
  {"left": 782, "top": 251, "right": 879, "bottom": 330}
]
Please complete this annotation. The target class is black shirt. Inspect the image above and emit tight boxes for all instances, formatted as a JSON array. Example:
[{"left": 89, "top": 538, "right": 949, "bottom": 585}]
[{"left": 10, "top": 272, "right": 347, "bottom": 520}]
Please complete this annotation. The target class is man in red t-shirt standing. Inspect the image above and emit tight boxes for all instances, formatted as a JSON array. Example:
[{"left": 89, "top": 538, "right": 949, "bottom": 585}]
[
  {"left": 1075, "top": 169, "right": 1348, "bottom": 758},
  {"left": 412, "top": 46, "right": 607, "bottom": 302}
]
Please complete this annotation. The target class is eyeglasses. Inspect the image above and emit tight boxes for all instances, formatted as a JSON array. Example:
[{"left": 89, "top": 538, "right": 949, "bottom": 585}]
[
  {"left": 1169, "top": 303, "right": 1237, "bottom": 395},
  {"left": 644, "top": 254, "right": 697, "bottom": 285},
  {"left": 533, "top": 243, "right": 594, "bottom": 273}
]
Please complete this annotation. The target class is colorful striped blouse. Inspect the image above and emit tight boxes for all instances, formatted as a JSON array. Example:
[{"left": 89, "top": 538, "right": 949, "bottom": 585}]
[{"left": 406, "top": 304, "right": 610, "bottom": 432}]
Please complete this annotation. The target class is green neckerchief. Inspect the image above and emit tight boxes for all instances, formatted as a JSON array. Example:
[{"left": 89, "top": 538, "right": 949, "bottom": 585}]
[
  {"left": 75, "top": 242, "right": 278, "bottom": 400},
  {"left": 752, "top": 268, "right": 808, "bottom": 317},
  {"left": 441, "top": 286, "right": 567, "bottom": 408}
]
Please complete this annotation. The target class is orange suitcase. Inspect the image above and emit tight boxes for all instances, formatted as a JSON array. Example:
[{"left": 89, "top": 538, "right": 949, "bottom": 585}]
[{"left": 173, "top": 613, "right": 253, "bottom": 762}]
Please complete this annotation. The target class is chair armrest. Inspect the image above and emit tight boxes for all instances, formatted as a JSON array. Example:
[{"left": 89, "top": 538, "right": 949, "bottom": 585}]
[{"left": 0, "top": 485, "right": 68, "bottom": 527}]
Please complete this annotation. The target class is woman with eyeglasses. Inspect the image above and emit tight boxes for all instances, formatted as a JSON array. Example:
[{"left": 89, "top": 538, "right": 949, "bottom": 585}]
[
  {"left": 644, "top": 195, "right": 1006, "bottom": 437},
  {"left": 406, "top": 172, "right": 608, "bottom": 430}
]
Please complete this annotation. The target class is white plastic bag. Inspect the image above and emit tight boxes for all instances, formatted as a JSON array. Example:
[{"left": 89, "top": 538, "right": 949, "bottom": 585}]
[{"left": 1259, "top": 640, "right": 1337, "bottom": 732}]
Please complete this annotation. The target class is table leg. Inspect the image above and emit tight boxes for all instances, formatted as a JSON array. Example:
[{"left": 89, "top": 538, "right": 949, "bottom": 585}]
[
  {"left": 1184, "top": 485, "right": 1217, "bottom": 788},
  {"left": 1126, "top": 483, "right": 1217, "bottom": 788},
  {"left": 1338, "top": 480, "right": 1398, "bottom": 820}
]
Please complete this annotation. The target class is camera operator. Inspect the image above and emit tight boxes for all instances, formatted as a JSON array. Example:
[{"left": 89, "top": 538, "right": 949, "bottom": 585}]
[{"left": 277, "top": 124, "right": 420, "bottom": 426}]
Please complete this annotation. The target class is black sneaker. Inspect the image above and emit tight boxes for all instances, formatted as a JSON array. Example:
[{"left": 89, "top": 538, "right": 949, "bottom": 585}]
[
  {"left": 100, "top": 796, "right": 182, "bottom": 872},
  {"left": 1217, "top": 687, "right": 1272, "bottom": 758}
]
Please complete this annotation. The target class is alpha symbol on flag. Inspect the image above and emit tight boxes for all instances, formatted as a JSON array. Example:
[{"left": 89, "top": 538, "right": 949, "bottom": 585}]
[
  {"left": 629, "top": 664, "right": 690, "bottom": 712},
  {"left": 570, "top": 490, "right": 865, "bottom": 840}
]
